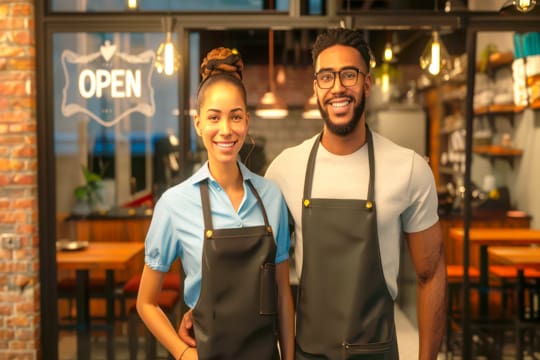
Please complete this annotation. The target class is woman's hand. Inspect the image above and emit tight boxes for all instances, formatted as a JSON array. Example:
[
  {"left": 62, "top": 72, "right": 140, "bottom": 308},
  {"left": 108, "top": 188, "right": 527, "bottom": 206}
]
[
  {"left": 179, "top": 346, "right": 198, "bottom": 360},
  {"left": 177, "top": 309, "right": 197, "bottom": 347}
]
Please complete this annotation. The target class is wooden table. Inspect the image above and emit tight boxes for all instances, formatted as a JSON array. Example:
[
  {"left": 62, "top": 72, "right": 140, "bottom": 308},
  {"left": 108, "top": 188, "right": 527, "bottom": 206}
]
[
  {"left": 57, "top": 242, "right": 145, "bottom": 360},
  {"left": 449, "top": 228, "right": 540, "bottom": 316},
  {"left": 488, "top": 246, "right": 540, "bottom": 359}
]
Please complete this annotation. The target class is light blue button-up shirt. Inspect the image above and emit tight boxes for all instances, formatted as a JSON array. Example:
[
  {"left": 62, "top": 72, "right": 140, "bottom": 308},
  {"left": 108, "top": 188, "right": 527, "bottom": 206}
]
[{"left": 144, "top": 161, "right": 290, "bottom": 308}]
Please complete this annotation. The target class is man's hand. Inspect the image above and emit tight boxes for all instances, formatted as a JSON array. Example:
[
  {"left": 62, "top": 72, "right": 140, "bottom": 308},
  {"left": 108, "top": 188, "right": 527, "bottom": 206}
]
[{"left": 178, "top": 309, "right": 197, "bottom": 347}]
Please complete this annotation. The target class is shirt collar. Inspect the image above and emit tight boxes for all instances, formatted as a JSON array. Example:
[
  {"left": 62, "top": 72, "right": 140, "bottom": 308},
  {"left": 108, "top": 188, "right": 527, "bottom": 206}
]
[{"left": 190, "top": 160, "right": 254, "bottom": 185}]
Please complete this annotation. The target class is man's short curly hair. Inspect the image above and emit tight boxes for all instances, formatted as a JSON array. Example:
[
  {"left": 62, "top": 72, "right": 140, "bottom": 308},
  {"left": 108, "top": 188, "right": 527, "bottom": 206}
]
[{"left": 312, "top": 28, "right": 372, "bottom": 71}]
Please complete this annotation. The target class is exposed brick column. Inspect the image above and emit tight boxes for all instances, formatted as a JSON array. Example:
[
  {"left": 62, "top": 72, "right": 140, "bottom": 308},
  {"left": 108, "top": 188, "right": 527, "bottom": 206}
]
[{"left": 0, "top": 0, "right": 39, "bottom": 359}]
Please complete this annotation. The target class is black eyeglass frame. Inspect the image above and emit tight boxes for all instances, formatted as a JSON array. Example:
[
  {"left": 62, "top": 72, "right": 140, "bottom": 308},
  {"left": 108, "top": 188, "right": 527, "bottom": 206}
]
[{"left": 314, "top": 67, "right": 368, "bottom": 89}]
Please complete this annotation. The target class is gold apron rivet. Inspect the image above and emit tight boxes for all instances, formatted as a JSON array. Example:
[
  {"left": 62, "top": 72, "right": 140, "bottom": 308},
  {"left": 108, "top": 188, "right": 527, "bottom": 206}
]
[
  {"left": 366, "top": 201, "right": 373, "bottom": 209},
  {"left": 205, "top": 230, "right": 213, "bottom": 238},
  {"left": 303, "top": 199, "right": 310, "bottom": 207},
  {"left": 266, "top": 226, "right": 273, "bottom": 233}
]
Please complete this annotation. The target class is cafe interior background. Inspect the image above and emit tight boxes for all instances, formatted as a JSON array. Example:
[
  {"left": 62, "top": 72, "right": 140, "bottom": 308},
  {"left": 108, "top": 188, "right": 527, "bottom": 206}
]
[{"left": 0, "top": 0, "right": 540, "bottom": 358}]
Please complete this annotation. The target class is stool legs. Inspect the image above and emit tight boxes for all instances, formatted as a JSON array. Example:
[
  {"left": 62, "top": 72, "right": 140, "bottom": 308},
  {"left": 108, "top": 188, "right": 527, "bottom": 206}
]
[{"left": 127, "top": 306, "right": 177, "bottom": 359}]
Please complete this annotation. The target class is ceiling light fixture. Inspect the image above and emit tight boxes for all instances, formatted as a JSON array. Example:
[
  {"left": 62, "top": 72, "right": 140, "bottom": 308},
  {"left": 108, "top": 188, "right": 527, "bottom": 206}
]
[
  {"left": 383, "top": 41, "right": 393, "bottom": 63},
  {"left": 126, "top": 0, "right": 138, "bottom": 10},
  {"left": 382, "top": 32, "right": 395, "bottom": 63},
  {"left": 515, "top": 0, "right": 536, "bottom": 12},
  {"left": 302, "top": 93, "right": 321, "bottom": 120},
  {"left": 155, "top": 17, "right": 181, "bottom": 76},
  {"left": 419, "top": 0, "right": 452, "bottom": 77},
  {"left": 255, "top": 29, "right": 288, "bottom": 119},
  {"left": 419, "top": 30, "right": 451, "bottom": 76},
  {"left": 369, "top": 48, "right": 377, "bottom": 69}
]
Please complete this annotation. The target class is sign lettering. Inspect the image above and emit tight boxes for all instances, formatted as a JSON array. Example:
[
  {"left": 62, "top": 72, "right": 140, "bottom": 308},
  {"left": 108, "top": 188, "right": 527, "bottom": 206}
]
[
  {"left": 78, "top": 69, "right": 142, "bottom": 99},
  {"left": 61, "top": 40, "right": 155, "bottom": 127}
]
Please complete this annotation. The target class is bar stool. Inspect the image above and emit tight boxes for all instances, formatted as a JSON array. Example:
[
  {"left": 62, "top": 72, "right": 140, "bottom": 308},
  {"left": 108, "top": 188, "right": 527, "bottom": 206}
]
[
  {"left": 127, "top": 290, "right": 180, "bottom": 360},
  {"left": 489, "top": 265, "right": 540, "bottom": 318},
  {"left": 122, "top": 273, "right": 182, "bottom": 359},
  {"left": 57, "top": 276, "right": 124, "bottom": 328}
]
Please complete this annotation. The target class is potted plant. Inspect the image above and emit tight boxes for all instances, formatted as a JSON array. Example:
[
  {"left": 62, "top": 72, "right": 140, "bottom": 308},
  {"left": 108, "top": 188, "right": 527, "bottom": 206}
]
[{"left": 72, "top": 165, "right": 103, "bottom": 216}]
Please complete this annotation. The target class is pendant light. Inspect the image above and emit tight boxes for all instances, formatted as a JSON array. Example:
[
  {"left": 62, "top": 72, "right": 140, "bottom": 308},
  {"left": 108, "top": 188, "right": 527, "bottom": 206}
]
[
  {"left": 302, "top": 93, "right": 321, "bottom": 120},
  {"left": 155, "top": 17, "right": 181, "bottom": 76},
  {"left": 420, "top": 0, "right": 452, "bottom": 77},
  {"left": 255, "top": 29, "right": 288, "bottom": 119},
  {"left": 126, "top": 0, "right": 138, "bottom": 10},
  {"left": 382, "top": 32, "right": 394, "bottom": 63},
  {"left": 515, "top": 0, "right": 536, "bottom": 12},
  {"left": 383, "top": 41, "right": 393, "bottom": 63},
  {"left": 419, "top": 30, "right": 451, "bottom": 76}
]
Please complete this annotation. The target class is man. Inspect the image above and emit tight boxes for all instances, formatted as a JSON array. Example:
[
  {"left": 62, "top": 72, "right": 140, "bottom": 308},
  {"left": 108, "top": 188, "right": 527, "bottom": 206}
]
[{"left": 179, "top": 28, "right": 447, "bottom": 360}]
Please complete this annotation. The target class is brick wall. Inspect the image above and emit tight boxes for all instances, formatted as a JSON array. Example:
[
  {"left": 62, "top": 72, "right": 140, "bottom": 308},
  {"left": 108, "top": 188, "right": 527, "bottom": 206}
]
[{"left": 0, "top": 0, "right": 39, "bottom": 359}]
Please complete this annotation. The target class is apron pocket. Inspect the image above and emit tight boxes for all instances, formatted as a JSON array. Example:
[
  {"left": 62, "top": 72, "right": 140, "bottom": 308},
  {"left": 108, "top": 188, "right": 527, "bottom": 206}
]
[
  {"left": 259, "top": 263, "right": 277, "bottom": 315},
  {"left": 342, "top": 339, "right": 392, "bottom": 359}
]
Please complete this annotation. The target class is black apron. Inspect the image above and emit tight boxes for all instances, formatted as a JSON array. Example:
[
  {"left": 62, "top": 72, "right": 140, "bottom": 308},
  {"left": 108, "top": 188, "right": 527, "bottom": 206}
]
[
  {"left": 296, "top": 128, "right": 398, "bottom": 360},
  {"left": 192, "top": 179, "right": 280, "bottom": 360}
]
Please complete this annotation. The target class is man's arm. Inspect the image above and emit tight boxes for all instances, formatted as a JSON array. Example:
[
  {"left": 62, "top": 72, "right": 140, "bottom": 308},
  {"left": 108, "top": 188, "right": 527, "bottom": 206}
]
[{"left": 405, "top": 221, "right": 447, "bottom": 360}]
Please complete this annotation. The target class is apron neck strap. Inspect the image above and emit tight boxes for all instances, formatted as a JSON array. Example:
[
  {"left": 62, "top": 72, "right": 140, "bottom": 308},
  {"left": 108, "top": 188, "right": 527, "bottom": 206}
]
[
  {"left": 200, "top": 181, "right": 214, "bottom": 231},
  {"left": 199, "top": 179, "right": 272, "bottom": 233},
  {"left": 245, "top": 179, "right": 271, "bottom": 230}
]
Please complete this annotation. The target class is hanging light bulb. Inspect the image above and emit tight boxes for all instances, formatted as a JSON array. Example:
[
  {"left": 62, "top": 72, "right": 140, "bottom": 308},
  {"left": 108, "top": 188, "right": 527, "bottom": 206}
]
[
  {"left": 302, "top": 93, "right": 321, "bottom": 120},
  {"left": 126, "top": 0, "right": 138, "bottom": 10},
  {"left": 155, "top": 17, "right": 181, "bottom": 76},
  {"left": 369, "top": 48, "right": 377, "bottom": 69},
  {"left": 255, "top": 29, "right": 288, "bottom": 119},
  {"left": 276, "top": 65, "right": 286, "bottom": 86},
  {"left": 515, "top": 0, "right": 536, "bottom": 12},
  {"left": 383, "top": 42, "right": 393, "bottom": 63},
  {"left": 419, "top": 31, "right": 451, "bottom": 76}
]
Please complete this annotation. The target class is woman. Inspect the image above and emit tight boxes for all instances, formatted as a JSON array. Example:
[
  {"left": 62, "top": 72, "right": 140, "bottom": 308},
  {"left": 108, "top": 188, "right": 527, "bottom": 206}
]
[{"left": 136, "top": 47, "right": 294, "bottom": 360}]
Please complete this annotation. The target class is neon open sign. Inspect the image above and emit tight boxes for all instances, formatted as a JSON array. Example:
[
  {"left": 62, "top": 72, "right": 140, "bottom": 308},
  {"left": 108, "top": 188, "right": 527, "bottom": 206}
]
[{"left": 61, "top": 40, "right": 156, "bottom": 127}]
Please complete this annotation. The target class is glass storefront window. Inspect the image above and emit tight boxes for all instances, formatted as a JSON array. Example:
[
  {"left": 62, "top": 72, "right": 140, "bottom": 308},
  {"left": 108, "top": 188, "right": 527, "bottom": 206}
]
[
  {"left": 48, "top": 0, "right": 328, "bottom": 14},
  {"left": 53, "top": 32, "right": 180, "bottom": 215},
  {"left": 50, "top": 0, "right": 290, "bottom": 12}
]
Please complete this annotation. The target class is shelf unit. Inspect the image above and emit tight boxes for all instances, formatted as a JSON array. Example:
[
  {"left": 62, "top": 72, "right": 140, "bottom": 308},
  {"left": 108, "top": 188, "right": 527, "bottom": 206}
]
[
  {"left": 473, "top": 144, "right": 523, "bottom": 167},
  {"left": 425, "top": 51, "right": 529, "bottom": 214},
  {"left": 473, "top": 51, "right": 525, "bottom": 169}
]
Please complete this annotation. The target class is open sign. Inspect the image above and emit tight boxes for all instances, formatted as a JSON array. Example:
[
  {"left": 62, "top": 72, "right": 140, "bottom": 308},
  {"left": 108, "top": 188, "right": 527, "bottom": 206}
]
[
  {"left": 61, "top": 41, "right": 155, "bottom": 127},
  {"left": 78, "top": 69, "right": 142, "bottom": 99}
]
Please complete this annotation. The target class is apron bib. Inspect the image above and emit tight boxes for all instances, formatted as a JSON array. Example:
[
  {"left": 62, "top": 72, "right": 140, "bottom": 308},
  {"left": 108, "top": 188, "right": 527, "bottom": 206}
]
[
  {"left": 193, "top": 179, "right": 280, "bottom": 360},
  {"left": 296, "top": 128, "right": 398, "bottom": 360}
]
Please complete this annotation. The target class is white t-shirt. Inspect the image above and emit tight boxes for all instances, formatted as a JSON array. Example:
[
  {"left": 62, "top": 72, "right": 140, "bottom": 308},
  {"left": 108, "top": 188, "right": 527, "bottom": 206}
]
[{"left": 265, "top": 131, "right": 439, "bottom": 299}]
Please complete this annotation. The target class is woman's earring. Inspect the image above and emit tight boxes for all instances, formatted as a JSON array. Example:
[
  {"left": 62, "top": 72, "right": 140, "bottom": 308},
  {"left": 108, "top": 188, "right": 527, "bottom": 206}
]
[{"left": 242, "top": 134, "right": 256, "bottom": 166}]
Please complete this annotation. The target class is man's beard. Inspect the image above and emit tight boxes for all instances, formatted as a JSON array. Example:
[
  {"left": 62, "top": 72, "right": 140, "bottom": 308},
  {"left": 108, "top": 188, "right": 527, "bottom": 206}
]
[{"left": 318, "top": 92, "right": 366, "bottom": 137}]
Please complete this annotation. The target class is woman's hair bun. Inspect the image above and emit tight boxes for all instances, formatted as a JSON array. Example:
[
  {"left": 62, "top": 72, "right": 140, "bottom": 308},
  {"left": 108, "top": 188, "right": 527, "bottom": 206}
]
[{"left": 200, "top": 47, "right": 244, "bottom": 83}]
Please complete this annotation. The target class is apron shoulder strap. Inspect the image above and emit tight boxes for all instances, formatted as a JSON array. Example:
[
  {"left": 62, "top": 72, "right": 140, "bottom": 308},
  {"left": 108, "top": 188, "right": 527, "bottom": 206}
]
[
  {"left": 366, "top": 126, "right": 375, "bottom": 203},
  {"left": 246, "top": 179, "right": 272, "bottom": 233},
  {"left": 303, "top": 133, "right": 322, "bottom": 201},
  {"left": 199, "top": 181, "right": 214, "bottom": 231}
]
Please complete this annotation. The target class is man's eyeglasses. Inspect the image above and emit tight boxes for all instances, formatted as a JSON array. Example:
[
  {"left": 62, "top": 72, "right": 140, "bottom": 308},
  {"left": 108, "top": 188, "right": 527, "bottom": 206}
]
[{"left": 314, "top": 68, "right": 367, "bottom": 89}]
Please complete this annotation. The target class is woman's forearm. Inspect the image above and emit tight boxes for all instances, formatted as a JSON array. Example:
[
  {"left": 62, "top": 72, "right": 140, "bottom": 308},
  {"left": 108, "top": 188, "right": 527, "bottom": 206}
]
[
  {"left": 137, "top": 302, "right": 191, "bottom": 359},
  {"left": 137, "top": 265, "right": 195, "bottom": 359},
  {"left": 276, "top": 260, "right": 295, "bottom": 360}
]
